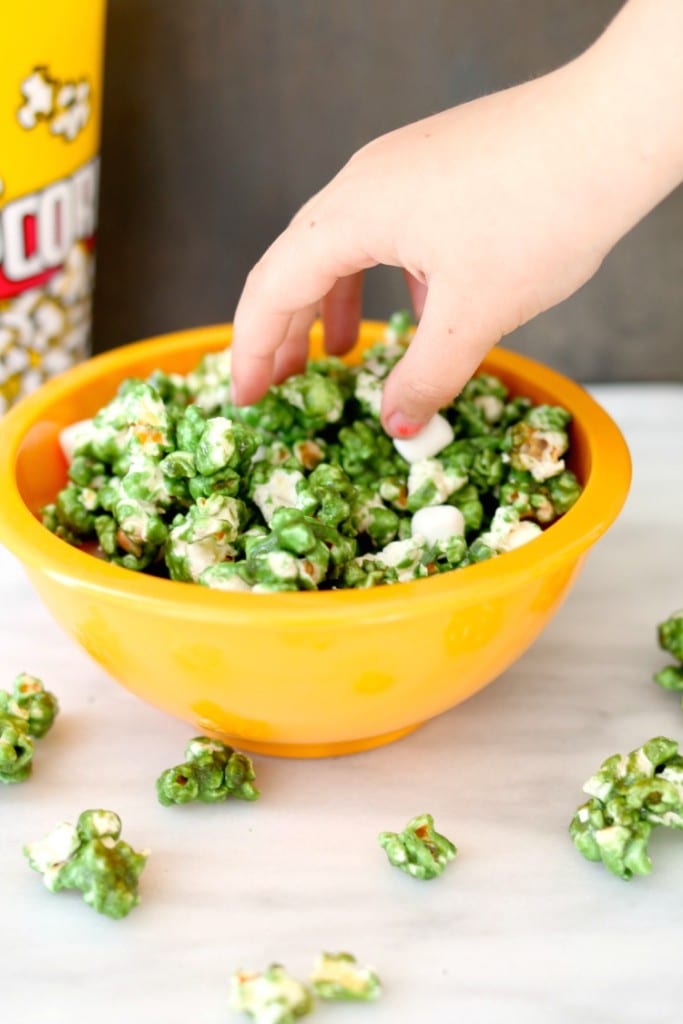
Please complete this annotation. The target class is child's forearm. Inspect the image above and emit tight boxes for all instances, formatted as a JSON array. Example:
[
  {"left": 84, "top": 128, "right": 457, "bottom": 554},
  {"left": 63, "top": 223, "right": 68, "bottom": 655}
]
[{"left": 576, "top": 0, "right": 683, "bottom": 246}]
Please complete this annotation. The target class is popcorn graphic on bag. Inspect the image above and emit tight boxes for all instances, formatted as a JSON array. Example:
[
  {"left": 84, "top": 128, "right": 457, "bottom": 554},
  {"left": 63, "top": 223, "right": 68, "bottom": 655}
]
[
  {"left": 17, "top": 67, "right": 91, "bottom": 142},
  {"left": 0, "top": 241, "right": 94, "bottom": 413}
]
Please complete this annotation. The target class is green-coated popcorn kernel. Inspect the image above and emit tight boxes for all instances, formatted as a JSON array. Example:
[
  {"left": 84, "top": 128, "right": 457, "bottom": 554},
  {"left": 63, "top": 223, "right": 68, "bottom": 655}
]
[
  {"left": 199, "top": 562, "right": 253, "bottom": 592},
  {"left": 0, "top": 673, "right": 59, "bottom": 739},
  {"left": 0, "top": 714, "right": 34, "bottom": 783},
  {"left": 295, "top": 463, "right": 357, "bottom": 530},
  {"left": 245, "top": 508, "right": 345, "bottom": 591},
  {"left": 176, "top": 404, "right": 208, "bottom": 452},
  {"left": 157, "top": 736, "right": 259, "bottom": 805},
  {"left": 569, "top": 737, "right": 683, "bottom": 880},
  {"left": 658, "top": 611, "right": 683, "bottom": 663},
  {"left": 524, "top": 404, "right": 572, "bottom": 432},
  {"left": 654, "top": 611, "right": 683, "bottom": 705},
  {"left": 406, "top": 458, "right": 468, "bottom": 513},
  {"left": 449, "top": 483, "right": 484, "bottom": 534},
  {"left": 195, "top": 416, "right": 259, "bottom": 476},
  {"left": 506, "top": 421, "right": 568, "bottom": 483},
  {"left": 165, "top": 494, "right": 245, "bottom": 582},
  {"left": 279, "top": 372, "right": 345, "bottom": 428},
  {"left": 378, "top": 813, "right": 457, "bottom": 880},
  {"left": 310, "top": 952, "right": 382, "bottom": 1002},
  {"left": 655, "top": 665, "right": 683, "bottom": 692},
  {"left": 229, "top": 964, "right": 313, "bottom": 1024},
  {"left": 24, "top": 810, "right": 148, "bottom": 918}
]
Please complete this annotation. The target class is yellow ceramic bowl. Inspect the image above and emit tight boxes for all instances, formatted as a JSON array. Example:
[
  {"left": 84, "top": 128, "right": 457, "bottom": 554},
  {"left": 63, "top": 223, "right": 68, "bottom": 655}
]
[{"left": 0, "top": 322, "right": 630, "bottom": 757}]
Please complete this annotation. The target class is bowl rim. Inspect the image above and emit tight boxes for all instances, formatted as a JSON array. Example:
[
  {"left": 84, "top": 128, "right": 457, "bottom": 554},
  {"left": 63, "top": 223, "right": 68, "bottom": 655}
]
[{"left": 0, "top": 321, "right": 631, "bottom": 624}]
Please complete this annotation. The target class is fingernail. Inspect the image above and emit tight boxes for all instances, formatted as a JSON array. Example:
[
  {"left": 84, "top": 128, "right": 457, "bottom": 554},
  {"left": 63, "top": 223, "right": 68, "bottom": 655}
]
[{"left": 384, "top": 411, "right": 425, "bottom": 439}]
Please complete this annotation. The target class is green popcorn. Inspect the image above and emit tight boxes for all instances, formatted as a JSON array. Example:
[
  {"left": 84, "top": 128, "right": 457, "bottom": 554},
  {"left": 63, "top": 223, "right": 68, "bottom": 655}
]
[
  {"left": 460, "top": 373, "right": 508, "bottom": 403},
  {"left": 343, "top": 558, "right": 397, "bottom": 589},
  {"left": 500, "top": 468, "right": 582, "bottom": 525},
  {"left": 499, "top": 395, "right": 533, "bottom": 428},
  {"left": 166, "top": 494, "right": 245, "bottom": 582},
  {"left": 453, "top": 396, "right": 497, "bottom": 437},
  {"left": 658, "top": 611, "right": 683, "bottom": 663},
  {"left": 24, "top": 810, "right": 148, "bottom": 918},
  {"left": 349, "top": 537, "right": 428, "bottom": 587},
  {"left": 505, "top": 420, "right": 568, "bottom": 483},
  {"left": 68, "top": 453, "right": 108, "bottom": 488},
  {"left": 351, "top": 488, "right": 400, "bottom": 547},
  {"left": 448, "top": 483, "right": 484, "bottom": 534},
  {"left": 245, "top": 508, "right": 352, "bottom": 590},
  {"left": 569, "top": 737, "right": 683, "bottom": 880},
  {"left": 295, "top": 463, "right": 358, "bottom": 530},
  {"left": 353, "top": 368, "right": 383, "bottom": 419},
  {"left": 186, "top": 348, "right": 234, "bottom": 413},
  {"left": 310, "top": 952, "right": 382, "bottom": 1002},
  {"left": 46, "top": 310, "right": 583, "bottom": 590},
  {"left": 655, "top": 665, "right": 683, "bottom": 691},
  {"left": 176, "top": 404, "right": 208, "bottom": 452},
  {"left": 334, "top": 420, "right": 403, "bottom": 483},
  {"left": 379, "top": 813, "right": 457, "bottom": 880},
  {"left": 229, "top": 964, "right": 312, "bottom": 1024},
  {"left": 54, "top": 482, "right": 98, "bottom": 536},
  {"left": 119, "top": 453, "right": 175, "bottom": 508},
  {"left": 279, "top": 371, "right": 345, "bottom": 429},
  {"left": 195, "top": 416, "right": 259, "bottom": 476},
  {"left": 525, "top": 403, "right": 572, "bottom": 432},
  {"left": 146, "top": 368, "right": 191, "bottom": 410},
  {"left": 432, "top": 533, "right": 468, "bottom": 570},
  {"left": 157, "top": 736, "right": 259, "bottom": 805},
  {"left": 406, "top": 458, "right": 468, "bottom": 513},
  {"left": 250, "top": 466, "right": 305, "bottom": 527},
  {"left": 471, "top": 506, "right": 542, "bottom": 559},
  {"left": 160, "top": 449, "right": 196, "bottom": 479},
  {"left": 98, "top": 480, "right": 168, "bottom": 568},
  {"left": 654, "top": 611, "right": 683, "bottom": 703},
  {"left": 546, "top": 470, "right": 582, "bottom": 515},
  {"left": 199, "top": 562, "right": 253, "bottom": 592},
  {"left": 0, "top": 673, "right": 59, "bottom": 739},
  {"left": 232, "top": 391, "right": 297, "bottom": 437},
  {"left": 292, "top": 438, "right": 327, "bottom": 471},
  {"left": 0, "top": 714, "right": 34, "bottom": 783},
  {"left": 92, "top": 379, "right": 173, "bottom": 461}
]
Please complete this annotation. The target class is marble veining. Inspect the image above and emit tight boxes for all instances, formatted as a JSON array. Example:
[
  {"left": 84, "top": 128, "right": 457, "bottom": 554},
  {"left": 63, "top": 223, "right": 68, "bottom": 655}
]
[{"left": 1, "top": 385, "right": 682, "bottom": 1024}]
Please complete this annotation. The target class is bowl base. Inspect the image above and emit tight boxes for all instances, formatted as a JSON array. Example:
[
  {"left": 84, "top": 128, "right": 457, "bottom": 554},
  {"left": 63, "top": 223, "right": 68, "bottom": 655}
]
[{"left": 205, "top": 722, "right": 423, "bottom": 759}]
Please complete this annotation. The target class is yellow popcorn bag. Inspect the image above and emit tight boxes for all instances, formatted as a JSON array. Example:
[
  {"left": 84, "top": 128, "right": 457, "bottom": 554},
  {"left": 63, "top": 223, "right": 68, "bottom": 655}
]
[{"left": 0, "top": 1, "right": 106, "bottom": 412}]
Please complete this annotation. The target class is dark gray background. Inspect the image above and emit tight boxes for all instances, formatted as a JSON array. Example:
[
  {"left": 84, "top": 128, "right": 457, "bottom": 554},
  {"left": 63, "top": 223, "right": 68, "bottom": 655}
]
[{"left": 92, "top": 0, "right": 683, "bottom": 381}]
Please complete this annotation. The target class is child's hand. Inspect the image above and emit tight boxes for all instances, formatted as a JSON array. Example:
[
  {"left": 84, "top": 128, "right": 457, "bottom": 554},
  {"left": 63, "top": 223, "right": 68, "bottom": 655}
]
[{"left": 231, "top": 0, "right": 683, "bottom": 437}]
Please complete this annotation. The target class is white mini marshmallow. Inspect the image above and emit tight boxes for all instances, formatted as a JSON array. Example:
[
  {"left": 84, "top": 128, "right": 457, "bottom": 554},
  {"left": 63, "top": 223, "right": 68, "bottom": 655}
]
[
  {"left": 411, "top": 505, "right": 465, "bottom": 546},
  {"left": 393, "top": 413, "right": 454, "bottom": 463}
]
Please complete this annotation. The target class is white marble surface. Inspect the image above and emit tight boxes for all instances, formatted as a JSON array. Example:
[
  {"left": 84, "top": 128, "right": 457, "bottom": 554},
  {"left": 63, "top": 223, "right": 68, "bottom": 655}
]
[{"left": 2, "top": 385, "right": 683, "bottom": 1024}]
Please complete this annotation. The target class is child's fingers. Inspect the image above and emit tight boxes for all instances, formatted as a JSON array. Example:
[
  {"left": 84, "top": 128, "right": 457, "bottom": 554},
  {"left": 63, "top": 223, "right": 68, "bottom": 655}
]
[
  {"left": 403, "top": 271, "right": 427, "bottom": 318},
  {"left": 322, "top": 272, "right": 364, "bottom": 356},
  {"left": 380, "top": 281, "right": 499, "bottom": 436},
  {"left": 231, "top": 216, "right": 376, "bottom": 405},
  {"left": 272, "top": 305, "right": 318, "bottom": 384}
]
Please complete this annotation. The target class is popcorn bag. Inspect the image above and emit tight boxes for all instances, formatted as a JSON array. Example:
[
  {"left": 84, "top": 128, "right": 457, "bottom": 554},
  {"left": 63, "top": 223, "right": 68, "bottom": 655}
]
[{"left": 0, "top": 2, "right": 106, "bottom": 414}]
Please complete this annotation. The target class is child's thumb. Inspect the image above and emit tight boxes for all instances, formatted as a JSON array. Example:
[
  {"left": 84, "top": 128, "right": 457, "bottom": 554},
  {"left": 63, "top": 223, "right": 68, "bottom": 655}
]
[{"left": 380, "top": 283, "right": 497, "bottom": 438}]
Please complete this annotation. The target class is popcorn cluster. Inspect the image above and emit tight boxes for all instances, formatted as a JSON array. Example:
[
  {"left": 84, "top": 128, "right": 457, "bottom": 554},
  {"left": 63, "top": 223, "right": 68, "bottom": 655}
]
[{"left": 42, "top": 312, "right": 583, "bottom": 591}]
